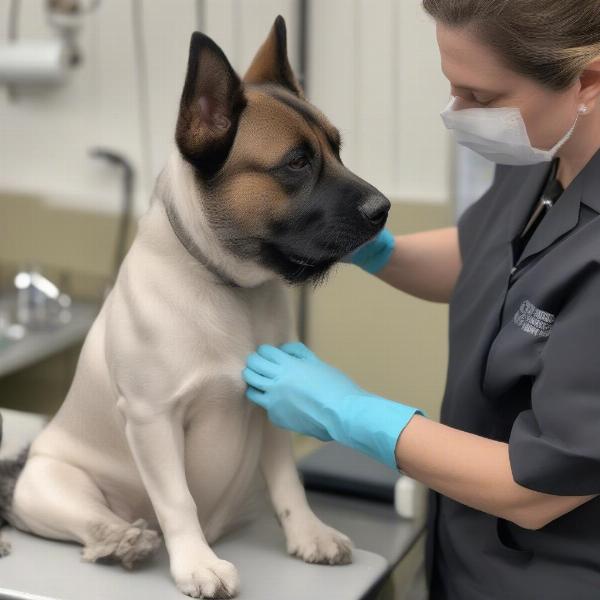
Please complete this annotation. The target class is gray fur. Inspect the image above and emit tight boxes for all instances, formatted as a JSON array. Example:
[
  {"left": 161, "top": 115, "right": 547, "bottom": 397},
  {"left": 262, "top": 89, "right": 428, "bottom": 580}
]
[
  {"left": 81, "top": 518, "right": 162, "bottom": 570},
  {"left": 0, "top": 412, "right": 31, "bottom": 557}
]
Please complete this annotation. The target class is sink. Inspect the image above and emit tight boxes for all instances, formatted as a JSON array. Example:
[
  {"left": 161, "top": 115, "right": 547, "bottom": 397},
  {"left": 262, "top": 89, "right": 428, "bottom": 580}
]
[{"left": 0, "top": 290, "right": 99, "bottom": 378}]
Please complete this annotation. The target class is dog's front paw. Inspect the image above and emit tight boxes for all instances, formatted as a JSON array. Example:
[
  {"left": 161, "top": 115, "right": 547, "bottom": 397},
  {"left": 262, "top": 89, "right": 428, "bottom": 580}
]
[
  {"left": 285, "top": 517, "right": 353, "bottom": 565},
  {"left": 172, "top": 558, "right": 240, "bottom": 599}
]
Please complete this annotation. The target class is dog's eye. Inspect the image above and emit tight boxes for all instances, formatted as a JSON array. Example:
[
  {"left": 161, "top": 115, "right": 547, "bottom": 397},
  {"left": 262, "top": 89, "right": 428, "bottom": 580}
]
[{"left": 288, "top": 155, "right": 309, "bottom": 170}]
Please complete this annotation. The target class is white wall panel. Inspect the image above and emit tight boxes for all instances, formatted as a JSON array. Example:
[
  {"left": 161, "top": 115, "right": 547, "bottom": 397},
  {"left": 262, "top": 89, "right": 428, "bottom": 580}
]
[
  {"left": 394, "top": 0, "right": 451, "bottom": 203},
  {"left": 308, "top": 0, "right": 451, "bottom": 204},
  {"left": 308, "top": 0, "right": 358, "bottom": 169},
  {"left": 0, "top": 0, "right": 453, "bottom": 214},
  {"left": 204, "top": 0, "right": 236, "bottom": 62},
  {"left": 355, "top": 0, "right": 396, "bottom": 195},
  {"left": 140, "top": 0, "right": 196, "bottom": 182}
]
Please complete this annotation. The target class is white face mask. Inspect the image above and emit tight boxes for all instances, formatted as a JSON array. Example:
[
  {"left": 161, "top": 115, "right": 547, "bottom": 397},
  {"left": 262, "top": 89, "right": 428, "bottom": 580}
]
[{"left": 440, "top": 96, "right": 586, "bottom": 166}]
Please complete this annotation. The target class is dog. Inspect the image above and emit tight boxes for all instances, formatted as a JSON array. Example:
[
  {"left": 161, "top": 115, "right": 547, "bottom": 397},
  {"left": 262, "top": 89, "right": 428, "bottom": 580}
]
[{"left": 0, "top": 16, "right": 390, "bottom": 598}]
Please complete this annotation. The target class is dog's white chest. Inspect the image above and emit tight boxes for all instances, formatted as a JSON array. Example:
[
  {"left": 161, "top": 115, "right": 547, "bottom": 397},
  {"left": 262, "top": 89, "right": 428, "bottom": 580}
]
[{"left": 177, "top": 281, "right": 291, "bottom": 530}]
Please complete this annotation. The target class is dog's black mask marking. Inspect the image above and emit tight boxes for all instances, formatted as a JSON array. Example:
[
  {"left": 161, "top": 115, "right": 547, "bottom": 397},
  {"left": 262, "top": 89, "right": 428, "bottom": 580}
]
[{"left": 258, "top": 154, "right": 391, "bottom": 286}]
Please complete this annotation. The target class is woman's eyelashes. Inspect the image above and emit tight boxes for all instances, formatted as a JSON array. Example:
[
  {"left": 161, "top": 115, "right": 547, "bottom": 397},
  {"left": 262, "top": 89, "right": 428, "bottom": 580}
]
[
  {"left": 452, "top": 86, "right": 497, "bottom": 106},
  {"left": 473, "top": 95, "right": 496, "bottom": 106}
]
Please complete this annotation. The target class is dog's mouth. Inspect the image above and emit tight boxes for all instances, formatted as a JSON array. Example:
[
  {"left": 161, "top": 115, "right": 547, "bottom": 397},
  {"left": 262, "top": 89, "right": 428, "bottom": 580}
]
[
  {"left": 287, "top": 253, "right": 321, "bottom": 268},
  {"left": 283, "top": 250, "right": 337, "bottom": 274},
  {"left": 265, "top": 226, "right": 384, "bottom": 285},
  {"left": 290, "top": 226, "right": 383, "bottom": 266}
]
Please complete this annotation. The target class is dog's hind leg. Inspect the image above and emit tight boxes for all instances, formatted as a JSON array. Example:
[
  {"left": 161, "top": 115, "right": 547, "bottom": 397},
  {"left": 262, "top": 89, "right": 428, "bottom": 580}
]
[{"left": 10, "top": 454, "right": 161, "bottom": 569}]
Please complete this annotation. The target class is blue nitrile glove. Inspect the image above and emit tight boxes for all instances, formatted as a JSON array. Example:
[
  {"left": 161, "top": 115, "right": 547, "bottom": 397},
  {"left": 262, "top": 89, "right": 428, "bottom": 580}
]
[
  {"left": 342, "top": 229, "right": 396, "bottom": 274},
  {"left": 242, "top": 342, "right": 425, "bottom": 470}
]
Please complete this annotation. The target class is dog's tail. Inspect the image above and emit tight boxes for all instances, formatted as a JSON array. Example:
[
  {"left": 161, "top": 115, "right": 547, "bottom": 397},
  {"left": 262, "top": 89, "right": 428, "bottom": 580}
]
[{"left": 0, "top": 412, "right": 31, "bottom": 557}]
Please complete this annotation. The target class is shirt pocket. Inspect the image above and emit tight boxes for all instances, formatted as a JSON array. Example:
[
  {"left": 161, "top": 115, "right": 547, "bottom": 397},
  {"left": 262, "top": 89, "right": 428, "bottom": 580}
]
[
  {"left": 482, "top": 301, "right": 551, "bottom": 400},
  {"left": 491, "top": 517, "right": 534, "bottom": 565}
]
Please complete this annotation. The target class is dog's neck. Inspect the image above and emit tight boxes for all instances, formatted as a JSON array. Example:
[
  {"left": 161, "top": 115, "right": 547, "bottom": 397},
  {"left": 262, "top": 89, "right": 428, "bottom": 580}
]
[
  {"left": 163, "top": 200, "right": 241, "bottom": 288},
  {"left": 149, "top": 150, "right": 275, "bottom": 289}
]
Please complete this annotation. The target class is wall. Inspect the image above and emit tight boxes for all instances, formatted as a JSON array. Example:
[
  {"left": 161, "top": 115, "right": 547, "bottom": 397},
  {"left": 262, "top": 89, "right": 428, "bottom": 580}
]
[
  {"left": 1, "top": 0, "right": 159, "bottom": 215},
  {"left": 308, "top": 0, "right": 452, "bottom": 203},
  {"left": 0, "top": 0, "right": 453, "bottom": 215},
  {"left": 307, "top": 203, "right": 452, "bottom": 421}
]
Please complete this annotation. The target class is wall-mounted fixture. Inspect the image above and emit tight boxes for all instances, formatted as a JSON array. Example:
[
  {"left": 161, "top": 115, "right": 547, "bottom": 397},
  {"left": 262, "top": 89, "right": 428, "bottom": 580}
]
[
  {"left": 89, "top": 148, "right": 135, "bottom": 294},
  {"left": 0, "top": 0, "right": 101, "bottom": 89}
]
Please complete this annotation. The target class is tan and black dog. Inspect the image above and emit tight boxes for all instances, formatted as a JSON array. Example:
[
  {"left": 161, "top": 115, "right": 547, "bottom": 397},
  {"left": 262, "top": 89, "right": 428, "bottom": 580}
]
[{"left": 0, "top": 16, "right": 390, "bottom": 598}]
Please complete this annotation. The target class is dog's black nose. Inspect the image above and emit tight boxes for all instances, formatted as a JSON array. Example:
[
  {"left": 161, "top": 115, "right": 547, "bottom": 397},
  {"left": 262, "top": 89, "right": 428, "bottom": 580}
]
[{"left": 359, "top": 195, "right": 391, "bottom": 226}]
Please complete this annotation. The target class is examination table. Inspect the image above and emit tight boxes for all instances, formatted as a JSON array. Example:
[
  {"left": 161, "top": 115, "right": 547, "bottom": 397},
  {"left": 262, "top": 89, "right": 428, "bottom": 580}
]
[{"left": 0, "top": 408, "right": 425, "bottom": 600}]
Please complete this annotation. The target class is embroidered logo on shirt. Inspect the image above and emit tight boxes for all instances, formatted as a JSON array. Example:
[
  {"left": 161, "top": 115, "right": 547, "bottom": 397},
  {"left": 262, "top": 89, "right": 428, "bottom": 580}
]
[{"left": 513, "top": 300, "right": 555, "bottom": 338}]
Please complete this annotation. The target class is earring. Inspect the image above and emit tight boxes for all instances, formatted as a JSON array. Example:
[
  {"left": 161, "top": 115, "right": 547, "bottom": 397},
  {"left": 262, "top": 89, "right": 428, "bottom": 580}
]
[{"left": 578, "top": 104, "right": 590, "bottom": 115}]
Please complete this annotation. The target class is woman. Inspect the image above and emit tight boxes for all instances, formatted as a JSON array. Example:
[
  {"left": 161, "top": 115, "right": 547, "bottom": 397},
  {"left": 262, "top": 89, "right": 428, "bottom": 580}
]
[{"left": 242, "top": 1, "right": 600, "bottom": 598}]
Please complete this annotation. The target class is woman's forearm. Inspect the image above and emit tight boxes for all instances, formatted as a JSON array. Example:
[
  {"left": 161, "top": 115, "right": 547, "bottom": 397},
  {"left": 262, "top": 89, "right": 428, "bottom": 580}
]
[
  {"left": 395, "top": 415, "right": 596, "bottom": 529},
  {"left": 377, "top": 227, "right": 461, "bottom": 303}
]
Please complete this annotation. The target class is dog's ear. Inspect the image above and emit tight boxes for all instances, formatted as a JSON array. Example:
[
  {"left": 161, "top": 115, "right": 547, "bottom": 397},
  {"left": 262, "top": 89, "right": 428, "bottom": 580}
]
[
  {"left": 243, "top": 15, "right": 303, "bottom": 97},
  {"left": 175, "top": 32, "right": 246, "bottom": 179}
]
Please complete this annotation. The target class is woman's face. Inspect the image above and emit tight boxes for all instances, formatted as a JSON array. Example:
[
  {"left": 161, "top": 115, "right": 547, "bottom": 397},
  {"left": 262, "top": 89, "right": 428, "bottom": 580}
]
[{"left": 436, "top": 23, "right": 581, "bottom": 151}]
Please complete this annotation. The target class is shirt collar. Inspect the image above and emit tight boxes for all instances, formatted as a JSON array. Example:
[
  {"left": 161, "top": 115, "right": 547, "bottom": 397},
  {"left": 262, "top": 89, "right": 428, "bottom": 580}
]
[
  {"left": 580, "top": 146, "right": 600, "bottom": 214},
  {"left": 506, "top": 157, "right": 588, "bottom": 266}
]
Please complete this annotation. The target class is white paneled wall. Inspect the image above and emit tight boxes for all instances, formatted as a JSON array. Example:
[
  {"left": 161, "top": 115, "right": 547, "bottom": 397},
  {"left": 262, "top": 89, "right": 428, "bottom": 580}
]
[
  {"left": 0, "top": 0, "right": 452, "bottom": 216},
  {"left": 308, "top": 0, "right": 452, "bottom": 203},
  {"left": 0, "top": 2, "right": 154, "bottom": 213}
]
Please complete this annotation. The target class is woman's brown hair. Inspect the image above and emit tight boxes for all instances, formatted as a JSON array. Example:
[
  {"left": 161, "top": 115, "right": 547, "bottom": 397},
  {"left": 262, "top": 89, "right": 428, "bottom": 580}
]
[{"left": 422, "top": 0, "right": 600, "bottom": 90}]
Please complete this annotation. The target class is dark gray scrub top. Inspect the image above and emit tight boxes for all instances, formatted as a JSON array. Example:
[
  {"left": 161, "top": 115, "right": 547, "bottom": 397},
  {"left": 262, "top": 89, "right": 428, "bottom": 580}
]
[{"left": 426, "top": 148, "right": 600, "bottom": 600}]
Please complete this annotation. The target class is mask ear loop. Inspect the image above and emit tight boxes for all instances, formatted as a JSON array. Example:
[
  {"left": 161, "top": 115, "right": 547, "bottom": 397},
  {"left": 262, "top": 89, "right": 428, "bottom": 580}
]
[
  {"left": 441, "top": 95, "right": 457, "bottom": 113},
  {"left": 548, "top": 104, "right": 589, "bottom": 154}
]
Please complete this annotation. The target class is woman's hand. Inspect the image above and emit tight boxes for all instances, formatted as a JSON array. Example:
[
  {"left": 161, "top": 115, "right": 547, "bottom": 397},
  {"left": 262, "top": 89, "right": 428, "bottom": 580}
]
[
  {"left": 341, "top": 229, "right": 396, "bottom": 274},
  {"left": 341, "top": 227, "right": 462, "bottom": 303},
  {"left": 242, "top": 342, "right": 365, "bottom": 441},
  {"left": 242, "top": 342, "right": 424, "bottom": 469}
]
